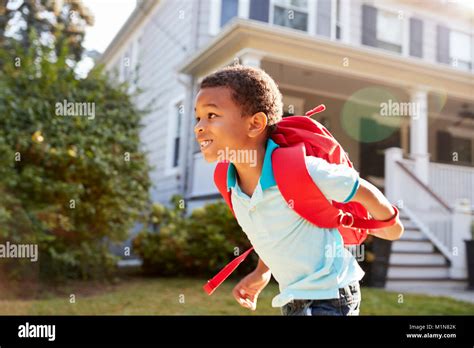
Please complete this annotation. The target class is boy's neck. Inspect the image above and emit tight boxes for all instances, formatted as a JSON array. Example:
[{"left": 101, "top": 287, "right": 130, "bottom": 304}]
[{"left": 233, "top": 141, "right": 267, "bottom": 197}]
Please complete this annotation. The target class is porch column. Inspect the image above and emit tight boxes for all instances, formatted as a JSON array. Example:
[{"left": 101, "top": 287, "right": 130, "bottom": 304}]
[
  {"left": 409, "top": 88, "right": 430, "bottom": 185},
  {"left": 239, "top": 51, "right": 262, "bottom": 68}
]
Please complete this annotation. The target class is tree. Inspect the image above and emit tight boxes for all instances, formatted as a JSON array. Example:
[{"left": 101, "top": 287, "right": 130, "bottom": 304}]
[
  {"left": 0, "top": 37, "right": 151, "bottom": 280},
  {"left": 0, "top": 0, "right": 94, "bottom": 62}
]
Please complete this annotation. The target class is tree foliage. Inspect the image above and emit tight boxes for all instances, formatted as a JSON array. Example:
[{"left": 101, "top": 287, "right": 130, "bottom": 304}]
[
  {"left": 0, "top": 36, "right": 151, "bottom": 280},
  {"left": 0, "top": 0, "right": 94, "bottom": 62}
]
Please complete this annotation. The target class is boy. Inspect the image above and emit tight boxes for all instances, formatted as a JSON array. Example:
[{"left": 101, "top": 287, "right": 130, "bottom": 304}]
[{"left": 194, "top": 65, "right": 403, "bottom": 316}]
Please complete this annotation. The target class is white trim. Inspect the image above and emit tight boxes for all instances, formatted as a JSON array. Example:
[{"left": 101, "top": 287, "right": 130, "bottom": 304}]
[
  {"left": 165, "top": 94, "right": 185, "bottom": 176},
  {"left": 209, "top": 0, "right": 222, "bottom": 36},
  {"left": 339, "top": 0, "right": 350, "bottom": 43},
  {"left": 330, "top": 0, "right": 336, "bottom": 40},
  {"left": 239, "top": 0, "right": 250, "bottom": 18}
]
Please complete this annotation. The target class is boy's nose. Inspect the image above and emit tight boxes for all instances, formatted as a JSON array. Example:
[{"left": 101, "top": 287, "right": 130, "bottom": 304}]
[{"left": 194, "top": 121, "right": 205, "bottom": 135}]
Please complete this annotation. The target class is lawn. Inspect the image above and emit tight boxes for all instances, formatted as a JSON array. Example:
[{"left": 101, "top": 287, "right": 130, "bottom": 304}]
[{"left": 1, "top": 276, "right": 473, "bottom": 315}]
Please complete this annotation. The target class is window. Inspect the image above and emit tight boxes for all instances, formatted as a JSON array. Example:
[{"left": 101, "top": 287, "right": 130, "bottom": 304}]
[
  {"left": 220, "top": 0, "right": 239, "bottom": 27},
  {"left": 166, "top": 98, "right": 184, "bottom": 174},
  {"left": 376, "top": 10, "right": 403, "bottom": 53},
  {"left": 172, "top": 102, "right": 183, "bottom": 168},
  {"left": 272, "top": 0, "right": 309, "bottom": 32},
  {"left": 335, "top": 0, "right": 341, "bottom": 40},
  {"left": 450, "top": 30, "right": 472, "bottom": 70}
]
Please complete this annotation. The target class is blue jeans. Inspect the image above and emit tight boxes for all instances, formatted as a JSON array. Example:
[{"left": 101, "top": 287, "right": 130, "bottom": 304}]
[{"left": 281, "top": 281, "right": 361, "bottom": 316}]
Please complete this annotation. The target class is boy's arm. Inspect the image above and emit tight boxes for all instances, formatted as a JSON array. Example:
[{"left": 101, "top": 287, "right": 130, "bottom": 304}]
[
  {"left": 350, "top": 178, "right": 404, "bottom": 241},
  {"left": 255, "top": 257, "right": 271, "bottom": 276}
]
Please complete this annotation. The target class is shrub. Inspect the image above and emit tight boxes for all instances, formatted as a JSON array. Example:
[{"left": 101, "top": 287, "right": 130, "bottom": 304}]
[{"left": 133, "top": 196, "right": 257, "bottom": 278}]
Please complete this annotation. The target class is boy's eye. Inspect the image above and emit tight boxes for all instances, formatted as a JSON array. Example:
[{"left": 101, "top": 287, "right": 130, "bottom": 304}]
[{"left": 195, "top": 113, "right": 218, "bottom": 124}]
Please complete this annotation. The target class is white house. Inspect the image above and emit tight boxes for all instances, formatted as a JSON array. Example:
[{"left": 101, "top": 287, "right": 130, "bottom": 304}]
[{"left": 98, "top": 0, "right": 474, "bottom": 290}]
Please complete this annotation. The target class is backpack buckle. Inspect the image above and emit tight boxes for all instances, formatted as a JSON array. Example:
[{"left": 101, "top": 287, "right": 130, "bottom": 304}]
[{"left": 340, "top": 212, "right": 354, "bottom": 228}]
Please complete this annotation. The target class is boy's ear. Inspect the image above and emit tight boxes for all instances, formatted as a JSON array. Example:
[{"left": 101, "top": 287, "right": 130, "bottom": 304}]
[{"left": 247, "top": 112, "right": 268, "bottom": 138}]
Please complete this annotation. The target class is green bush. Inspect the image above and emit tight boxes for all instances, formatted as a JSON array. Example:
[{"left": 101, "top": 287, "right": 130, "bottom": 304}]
[{"left": 133, "top": 196, "right": 258, "bottom": 278}]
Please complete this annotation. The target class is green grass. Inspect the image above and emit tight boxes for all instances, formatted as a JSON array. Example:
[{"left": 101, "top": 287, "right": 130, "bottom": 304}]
[{"left": 1, "top": 276, "right": 473, "bottom": 315}]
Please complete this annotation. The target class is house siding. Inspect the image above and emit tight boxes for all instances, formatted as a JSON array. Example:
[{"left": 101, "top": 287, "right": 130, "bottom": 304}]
[{"left": 133, "top": 0, "right": 207, "bottom": 205}]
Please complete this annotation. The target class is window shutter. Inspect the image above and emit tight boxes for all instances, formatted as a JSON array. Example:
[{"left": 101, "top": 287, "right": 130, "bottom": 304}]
[
  {"left": 437, "top": 25, "right": 450, "bottom": 64},
  {"left": 409, "top": 17, "right": 423, "bottom": 58},
  {"left": 220, "top": 0, "right": 239, "bottom": 27},
  {"left": 249, "top": 0, "right": 269, "bottom": 22},
  {"left": 362, "top": 4, "right": 377, "bottom": 47},
  {"left": 317, "top": 0, "right": 332, "bottom": 37}
]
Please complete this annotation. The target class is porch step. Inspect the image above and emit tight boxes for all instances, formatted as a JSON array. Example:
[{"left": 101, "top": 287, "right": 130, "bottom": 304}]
[
  {"left": 391, "top": 239, "right": 434, "bottom": 252},
  {"left": 400, "top": 229, "right": 426, "bottom": 240},
  {"left": 399, "top": 218, "right": 418, "bottom": 229},
  {"left": 385, "top": 279, "right": 468, "bottom": 290},
  {"left": 387, "top": 265, "right": 449, "bottom": 279},
  {"left": 389, "top": 252, "right": 448, "bottom": 265}
]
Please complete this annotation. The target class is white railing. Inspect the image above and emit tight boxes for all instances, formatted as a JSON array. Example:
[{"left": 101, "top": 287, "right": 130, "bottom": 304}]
[
  {"left": 430, "top": 162, "right": 474, "bottom": 209},
  {"left": 395, "top": 160, "right": 453, "bottom": 260},
  {"left": 385, "top": 147, "right": 472, "bottom": 279}
]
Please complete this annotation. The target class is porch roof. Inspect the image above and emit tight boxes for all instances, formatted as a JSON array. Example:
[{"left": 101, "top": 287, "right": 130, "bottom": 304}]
[{"left": 179, "top": 19, "right": 473, "bottom": 101}]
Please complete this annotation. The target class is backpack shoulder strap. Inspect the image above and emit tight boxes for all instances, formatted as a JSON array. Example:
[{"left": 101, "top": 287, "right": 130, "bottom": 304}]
[
  {"left": 272, "top": 143, "right": 399, "bottom": 230},
  {"left": 206, "top": 161, "right": 254, "bottom": 295},
  {"left": 214, "top": 161, "right": 235, "bottom": 217},
  {"left": 272, "top": 143, "right": 343, "bottom": 228}
]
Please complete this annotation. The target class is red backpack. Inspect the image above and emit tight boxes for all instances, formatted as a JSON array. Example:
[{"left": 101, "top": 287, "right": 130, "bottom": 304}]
[{"left": 203, "top": 105, "right": 398, "bottom": 295}]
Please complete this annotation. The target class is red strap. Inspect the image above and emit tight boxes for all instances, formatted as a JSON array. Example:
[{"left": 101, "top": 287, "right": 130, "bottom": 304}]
[
  {"left": 273, "top": 144, "right": 344, "bottom": 227},
  {"left": 273, "top": 144, "right": 399, "bottom": 230},
  {"left": 339, "top": 206, "right": 399, "bottom": 229},
  {"left": 305, "top": 104, "right": 326, "bottom": 116},
  {"left": 203, "top": 247, "right": 254, "bottom": 295},
  {"left": 214, "top": 161, "right": 235, "bottom": 217}
]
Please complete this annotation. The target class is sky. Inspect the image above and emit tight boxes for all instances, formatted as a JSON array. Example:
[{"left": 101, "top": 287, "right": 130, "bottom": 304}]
[
  {"left": 82, "top": 0, "right": 137, "bottom": 53},
  {"left": 76, "top": 0, "right": 136, "bottom": 76}
]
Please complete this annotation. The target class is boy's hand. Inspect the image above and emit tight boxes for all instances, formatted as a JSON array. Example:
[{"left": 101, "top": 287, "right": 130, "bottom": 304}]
[{"left": 232, "top": 270, "right": 271, "bottom": 311}]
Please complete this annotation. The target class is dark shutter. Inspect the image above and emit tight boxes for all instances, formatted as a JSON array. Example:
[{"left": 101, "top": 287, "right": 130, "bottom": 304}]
[
  {"left": 437, "top": 25, "right": 450, "bottom": 64},
  {"left": 437, "top": 130, "right": 452, "bottom": 163},
  {"left": 317, "top": 0, "right": 332, "bottom": 37},
  {"left": 220, "top": 0, "right": 239, "bottom": 27},
  {"left": 362, "top": 4, "right": 377, "bottom": 47},
  {"left": 409, "top": 18, "right": 423, "bottom": 58},
  {"left": 249, "top": 0, "right": 269, "bottom": 22}
]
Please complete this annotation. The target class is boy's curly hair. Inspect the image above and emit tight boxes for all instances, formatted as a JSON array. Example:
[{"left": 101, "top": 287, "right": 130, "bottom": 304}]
[{"left": 200, "top": 64, "right": 283, "bottom": 135}]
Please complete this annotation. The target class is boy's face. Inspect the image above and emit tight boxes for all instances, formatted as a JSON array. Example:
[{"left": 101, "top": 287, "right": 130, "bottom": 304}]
[{"left": 194, "top": 87, "right": 252, "bottom": 162}]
